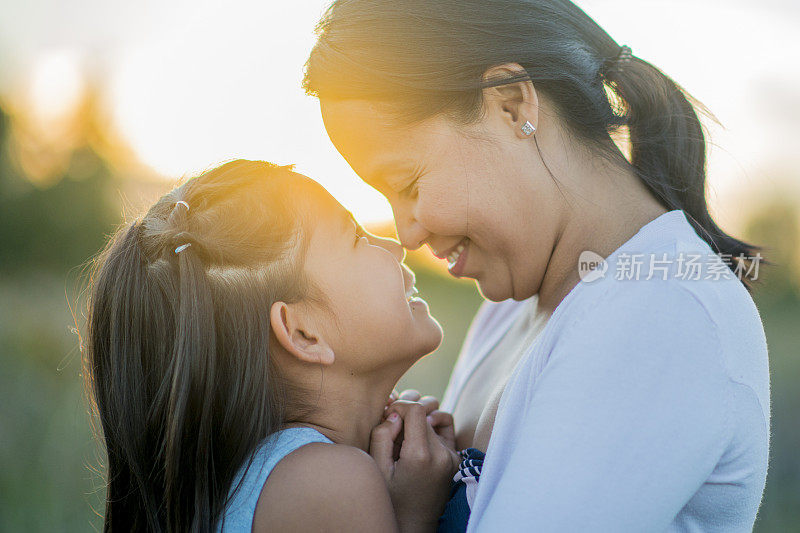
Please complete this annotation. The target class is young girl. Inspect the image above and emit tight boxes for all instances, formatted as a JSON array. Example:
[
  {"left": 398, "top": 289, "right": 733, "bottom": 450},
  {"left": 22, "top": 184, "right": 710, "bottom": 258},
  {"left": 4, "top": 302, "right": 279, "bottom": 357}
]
[{"left": 83, "top": 159, "right": 459, "bottom": 532}]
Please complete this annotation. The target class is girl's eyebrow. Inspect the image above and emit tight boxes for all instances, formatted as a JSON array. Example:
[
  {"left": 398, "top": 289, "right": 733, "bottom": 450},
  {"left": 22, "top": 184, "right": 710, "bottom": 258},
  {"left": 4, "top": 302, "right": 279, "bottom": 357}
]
[
  {"left": 339, "top": 208, "right": 361, "bottom": 234},
  {"left": 341, "top": 208, "right": 356, "bottom": 227}
]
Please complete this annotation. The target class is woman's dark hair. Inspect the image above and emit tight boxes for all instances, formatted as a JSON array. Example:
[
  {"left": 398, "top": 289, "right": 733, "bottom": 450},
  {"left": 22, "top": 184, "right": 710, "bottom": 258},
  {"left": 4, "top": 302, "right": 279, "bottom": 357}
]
[
  {"left": 303, "top": 0, "right": 763, "bottom": 290},
  {"left": 83, "top": 160, "right": 327, "bottom": 531}
]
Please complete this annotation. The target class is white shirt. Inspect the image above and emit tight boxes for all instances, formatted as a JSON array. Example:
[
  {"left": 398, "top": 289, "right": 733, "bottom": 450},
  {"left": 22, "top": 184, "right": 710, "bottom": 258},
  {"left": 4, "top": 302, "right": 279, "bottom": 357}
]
[
  {"left": 447, "top": 294, "right": 549, "bottom": 453},
  {"left": 443, "top": 209, "right": 770, "bottom": 532}
]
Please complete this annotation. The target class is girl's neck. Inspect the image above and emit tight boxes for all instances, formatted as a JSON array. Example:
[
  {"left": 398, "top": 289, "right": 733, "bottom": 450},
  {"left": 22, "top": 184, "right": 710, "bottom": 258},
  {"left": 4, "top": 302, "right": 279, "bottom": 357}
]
[{"left": 283, "top": 369, "right": 401, "bottom": 451}]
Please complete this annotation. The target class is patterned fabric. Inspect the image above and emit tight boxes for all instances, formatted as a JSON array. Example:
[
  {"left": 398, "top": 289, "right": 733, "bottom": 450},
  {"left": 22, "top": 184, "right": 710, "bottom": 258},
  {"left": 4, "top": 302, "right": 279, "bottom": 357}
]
[{"left": 437, "top": 448, "right": 486, "bottom": 533}]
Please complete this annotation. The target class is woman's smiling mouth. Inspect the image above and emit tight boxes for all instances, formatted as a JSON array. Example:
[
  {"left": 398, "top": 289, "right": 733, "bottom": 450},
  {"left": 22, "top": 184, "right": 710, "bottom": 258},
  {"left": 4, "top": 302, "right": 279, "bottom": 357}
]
[
  {"left": 446, "top": 238, "right": 468, "bottom": 269},
  {"left": 440, "top": 237, "right": 470, "bottom": 278},
  {"left": 430, "top": 237, "right": 471, "bottom": 278}
]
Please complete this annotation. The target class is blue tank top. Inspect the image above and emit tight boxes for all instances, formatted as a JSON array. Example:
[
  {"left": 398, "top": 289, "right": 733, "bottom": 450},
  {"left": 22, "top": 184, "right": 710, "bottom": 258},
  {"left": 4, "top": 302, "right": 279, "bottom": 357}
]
[{"left": 216, "top": 427, "right": 333, "bottom": 532}]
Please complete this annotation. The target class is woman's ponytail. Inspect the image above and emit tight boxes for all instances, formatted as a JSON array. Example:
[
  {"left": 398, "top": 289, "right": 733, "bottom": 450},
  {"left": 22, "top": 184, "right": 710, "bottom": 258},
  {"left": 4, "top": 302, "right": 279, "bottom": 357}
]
[{"left": 603, "top": 52, "right": 763, "bottom": 290}]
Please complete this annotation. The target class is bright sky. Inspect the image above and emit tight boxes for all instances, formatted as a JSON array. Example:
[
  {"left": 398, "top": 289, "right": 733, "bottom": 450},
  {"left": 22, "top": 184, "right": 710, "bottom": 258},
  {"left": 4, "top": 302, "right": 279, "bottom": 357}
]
[{"left": 1, "top": 0, "right": 799, "bottom": 224}]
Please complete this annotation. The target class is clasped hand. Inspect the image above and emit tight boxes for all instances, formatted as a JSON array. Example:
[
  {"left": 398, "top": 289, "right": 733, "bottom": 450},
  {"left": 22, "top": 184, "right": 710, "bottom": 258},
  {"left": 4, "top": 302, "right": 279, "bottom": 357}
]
[{"left": 370, "top": 390, "right": 460, "bottom": 532}]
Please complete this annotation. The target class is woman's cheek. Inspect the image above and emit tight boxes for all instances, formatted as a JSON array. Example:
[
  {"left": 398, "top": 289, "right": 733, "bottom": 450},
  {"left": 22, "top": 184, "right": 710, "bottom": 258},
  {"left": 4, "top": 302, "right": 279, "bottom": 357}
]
[{"left": 418, "top": 190, "right": 469, "bottom": 235}]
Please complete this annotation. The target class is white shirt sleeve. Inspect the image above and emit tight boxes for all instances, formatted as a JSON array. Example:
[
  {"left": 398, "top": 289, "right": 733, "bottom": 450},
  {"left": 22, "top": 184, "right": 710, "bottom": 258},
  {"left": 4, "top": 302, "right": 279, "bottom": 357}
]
[{"left": 469, "top": 281, "right": 734, "bottom": 532}]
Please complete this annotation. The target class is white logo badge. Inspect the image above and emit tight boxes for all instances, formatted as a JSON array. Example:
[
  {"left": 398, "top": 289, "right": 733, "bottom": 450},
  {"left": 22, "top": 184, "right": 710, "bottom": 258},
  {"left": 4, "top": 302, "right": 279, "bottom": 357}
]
[{"left": 578, "top": 250, "right": 607, "bottom": 283}]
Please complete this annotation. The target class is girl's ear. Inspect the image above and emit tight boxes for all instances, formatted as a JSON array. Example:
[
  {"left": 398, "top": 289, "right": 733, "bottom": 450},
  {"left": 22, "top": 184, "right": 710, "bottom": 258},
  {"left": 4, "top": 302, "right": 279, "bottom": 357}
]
[{"left": 269, "top": 301, "right": 335, "bottom": 366}]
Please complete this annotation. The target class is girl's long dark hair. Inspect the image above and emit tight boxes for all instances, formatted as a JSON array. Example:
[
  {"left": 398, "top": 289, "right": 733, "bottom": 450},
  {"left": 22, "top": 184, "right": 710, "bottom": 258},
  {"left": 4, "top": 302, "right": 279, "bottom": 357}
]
[
  {"left": 303, "top": 0, "right": 762, "bottom": 290},
  {"left": 84, "top": 160, "right": 321, "bottom": 531}
]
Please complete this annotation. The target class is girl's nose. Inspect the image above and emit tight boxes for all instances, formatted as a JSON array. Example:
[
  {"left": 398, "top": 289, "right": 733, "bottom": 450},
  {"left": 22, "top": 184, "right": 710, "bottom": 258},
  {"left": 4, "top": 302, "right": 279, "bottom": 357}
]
[{"left": 369, "top": 233, "right": 405, "bottom": 263}]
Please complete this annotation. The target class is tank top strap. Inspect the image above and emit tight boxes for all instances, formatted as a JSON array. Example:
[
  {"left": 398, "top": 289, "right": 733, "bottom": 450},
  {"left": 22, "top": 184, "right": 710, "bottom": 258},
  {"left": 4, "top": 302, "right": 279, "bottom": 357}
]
[{"left": 217, "top": 427, "right": 333, "bottom": 532}]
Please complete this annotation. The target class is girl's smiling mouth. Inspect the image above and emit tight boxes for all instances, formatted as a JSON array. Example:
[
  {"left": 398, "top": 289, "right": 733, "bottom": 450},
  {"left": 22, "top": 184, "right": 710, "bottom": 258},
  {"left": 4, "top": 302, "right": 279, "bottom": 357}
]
[
  {"left": 405, "top": 285, "right": 420, "bottom": 302},
  {"left": 402, "top": 269, "right": 421, "bottom": 303}
]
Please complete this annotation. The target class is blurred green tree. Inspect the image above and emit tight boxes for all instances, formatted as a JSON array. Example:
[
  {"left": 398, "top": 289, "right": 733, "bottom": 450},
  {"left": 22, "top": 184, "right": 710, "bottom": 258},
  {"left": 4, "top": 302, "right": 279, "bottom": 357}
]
[
  {"left": 745, "top": 196, "right": 800, "bottom": 305},
  {"left": 0, "top": 103, "right": 118, "bottom": 273}
]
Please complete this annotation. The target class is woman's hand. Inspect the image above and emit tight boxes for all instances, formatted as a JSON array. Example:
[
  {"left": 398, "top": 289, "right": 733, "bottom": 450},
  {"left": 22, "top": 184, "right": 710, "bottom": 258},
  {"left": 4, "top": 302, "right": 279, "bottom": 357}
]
[{"left": 371, "top": 400, "right": 460, "bottom": 533}]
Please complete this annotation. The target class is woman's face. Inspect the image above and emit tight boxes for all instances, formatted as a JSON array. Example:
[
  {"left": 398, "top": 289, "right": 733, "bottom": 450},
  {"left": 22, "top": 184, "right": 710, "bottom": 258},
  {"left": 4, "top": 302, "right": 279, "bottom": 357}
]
[
  {"left": 301, "top": 184, "right": 443, "bottom": 371},
  {"left": 320, "top": 98, "right": 564, "bottom": 301}
]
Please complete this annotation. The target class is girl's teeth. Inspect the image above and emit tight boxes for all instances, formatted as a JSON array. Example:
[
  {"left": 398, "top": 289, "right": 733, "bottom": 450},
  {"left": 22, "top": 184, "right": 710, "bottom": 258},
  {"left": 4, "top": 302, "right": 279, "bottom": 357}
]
[
  {"left": 447, "top": 240, "right": 467, "bottom": 268},
  {"left": 405, "top": 286, "right": 419, "bottom": 302}
]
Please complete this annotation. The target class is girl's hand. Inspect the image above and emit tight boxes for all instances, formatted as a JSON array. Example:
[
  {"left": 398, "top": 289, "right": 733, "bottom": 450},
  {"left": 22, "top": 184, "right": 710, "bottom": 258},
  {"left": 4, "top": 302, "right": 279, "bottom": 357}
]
[
  {"left": 385, "top": 390, "right": 457, "bottom": 456},
  {"left": 370, "top": 400, "right": 459, "bottom": 533}
]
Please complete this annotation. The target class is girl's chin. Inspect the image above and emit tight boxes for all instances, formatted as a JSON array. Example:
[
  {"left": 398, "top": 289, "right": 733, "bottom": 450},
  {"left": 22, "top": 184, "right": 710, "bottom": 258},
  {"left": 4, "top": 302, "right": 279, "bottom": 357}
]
[
  {"left": 403, "top": 321, "right": 443, "bottom": 359},
  {"left": 419, "top": 322, "right": 444, "bottom": 354}
]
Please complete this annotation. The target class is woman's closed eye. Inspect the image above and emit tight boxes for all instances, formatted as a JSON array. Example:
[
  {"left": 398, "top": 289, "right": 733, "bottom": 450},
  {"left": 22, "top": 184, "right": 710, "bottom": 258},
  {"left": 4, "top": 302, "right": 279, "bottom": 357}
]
[{"left": 398, "top": 176, "right": 419, "bottom": 199}]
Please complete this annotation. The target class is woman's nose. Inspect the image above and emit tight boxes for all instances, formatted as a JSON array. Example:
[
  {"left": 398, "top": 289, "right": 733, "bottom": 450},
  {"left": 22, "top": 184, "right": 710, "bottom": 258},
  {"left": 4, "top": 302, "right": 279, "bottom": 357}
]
[{"left": 392, "top": 205, "right": 428, "bottom": 251}]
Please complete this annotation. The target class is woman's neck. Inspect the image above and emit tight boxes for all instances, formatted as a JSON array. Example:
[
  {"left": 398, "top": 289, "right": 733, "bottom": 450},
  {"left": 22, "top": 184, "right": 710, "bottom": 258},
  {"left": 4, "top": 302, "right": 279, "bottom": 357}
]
[{"left": 536, "top": 159, "right": 668, "bottom": 314}]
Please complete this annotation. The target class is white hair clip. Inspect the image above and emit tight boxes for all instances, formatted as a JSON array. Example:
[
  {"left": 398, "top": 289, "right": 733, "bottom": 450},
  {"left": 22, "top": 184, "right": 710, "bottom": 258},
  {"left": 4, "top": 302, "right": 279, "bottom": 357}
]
[
  {"left": 175, "top": 200, "right": 190, "bottom": 211},
  {"left": 174, "top": 243, "right": 192, "bottom": 254}
]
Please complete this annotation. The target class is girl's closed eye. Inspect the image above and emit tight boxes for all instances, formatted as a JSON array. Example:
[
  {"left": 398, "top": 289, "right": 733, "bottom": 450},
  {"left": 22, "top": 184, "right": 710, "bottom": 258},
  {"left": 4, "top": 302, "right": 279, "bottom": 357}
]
[{"left": 354, "top": 223, "right": 367, "bottom": 247}]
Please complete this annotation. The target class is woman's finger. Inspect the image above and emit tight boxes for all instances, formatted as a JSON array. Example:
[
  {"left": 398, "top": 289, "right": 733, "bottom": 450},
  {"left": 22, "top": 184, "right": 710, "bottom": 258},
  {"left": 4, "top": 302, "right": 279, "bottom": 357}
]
[
  {"left": 426, "top": 410, "right": 453, "bottom": 429},
  {"left": 398, "top": 389, "right": 421, "bottom": 402},
  {"left": 369, "top": 414, "right": 403, "bottom": 480},
  {"left": 423, "top": 418, "right": 460, "bottom": 476},
  {"left": 427, "top": 410, "right": 457, "bottom": 451},
  {"left": 419, "top": 395, "right": 440, "bottom": 415}
]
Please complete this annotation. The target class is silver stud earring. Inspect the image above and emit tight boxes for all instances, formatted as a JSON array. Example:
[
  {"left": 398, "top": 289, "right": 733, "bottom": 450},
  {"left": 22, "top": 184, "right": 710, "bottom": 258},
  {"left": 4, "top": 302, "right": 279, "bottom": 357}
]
[{"left": 521, "top": 120, "right": 536, "bottom": 136}]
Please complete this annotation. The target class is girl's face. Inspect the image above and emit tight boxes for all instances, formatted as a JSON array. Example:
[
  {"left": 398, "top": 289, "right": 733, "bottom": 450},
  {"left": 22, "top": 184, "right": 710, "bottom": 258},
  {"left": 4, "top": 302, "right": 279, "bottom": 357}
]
[
  {"left": 300, "top": 187, "right": 443, "bottom": 371},
  {"left": 320, "top": 98, "right": 564, "bottom": 302}
]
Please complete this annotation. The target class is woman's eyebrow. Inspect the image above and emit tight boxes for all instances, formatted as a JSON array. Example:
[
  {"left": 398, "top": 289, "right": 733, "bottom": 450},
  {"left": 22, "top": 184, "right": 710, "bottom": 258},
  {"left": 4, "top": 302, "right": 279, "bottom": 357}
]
[{"left": 368, "top": 160, "right": 411, "bottom": 187}]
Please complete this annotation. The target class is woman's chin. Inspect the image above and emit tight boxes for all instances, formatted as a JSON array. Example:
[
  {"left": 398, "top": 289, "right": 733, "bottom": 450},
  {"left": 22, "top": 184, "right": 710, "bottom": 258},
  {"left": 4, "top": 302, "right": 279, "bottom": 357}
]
[{"left": 476, "top": 275, "right": 515, "bottom": 302}]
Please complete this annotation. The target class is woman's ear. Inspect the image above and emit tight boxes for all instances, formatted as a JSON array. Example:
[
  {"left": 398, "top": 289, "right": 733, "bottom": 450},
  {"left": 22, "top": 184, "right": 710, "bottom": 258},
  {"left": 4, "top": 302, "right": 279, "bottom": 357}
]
[
  {"left": 269, "top": 301, "right": 335, "bottom": 366},
  {"left": 481, "top": 62, "right": 540, "bottom": 139}
]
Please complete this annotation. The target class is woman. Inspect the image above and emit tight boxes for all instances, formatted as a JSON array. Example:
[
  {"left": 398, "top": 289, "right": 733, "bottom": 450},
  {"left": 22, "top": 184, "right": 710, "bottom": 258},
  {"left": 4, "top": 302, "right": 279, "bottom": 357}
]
[
  {"left": 304, "top": 0, "right": 770, "bottom": 530},
  {"left": 83, "top": 160, "right": 459, "bottom": 531}
]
